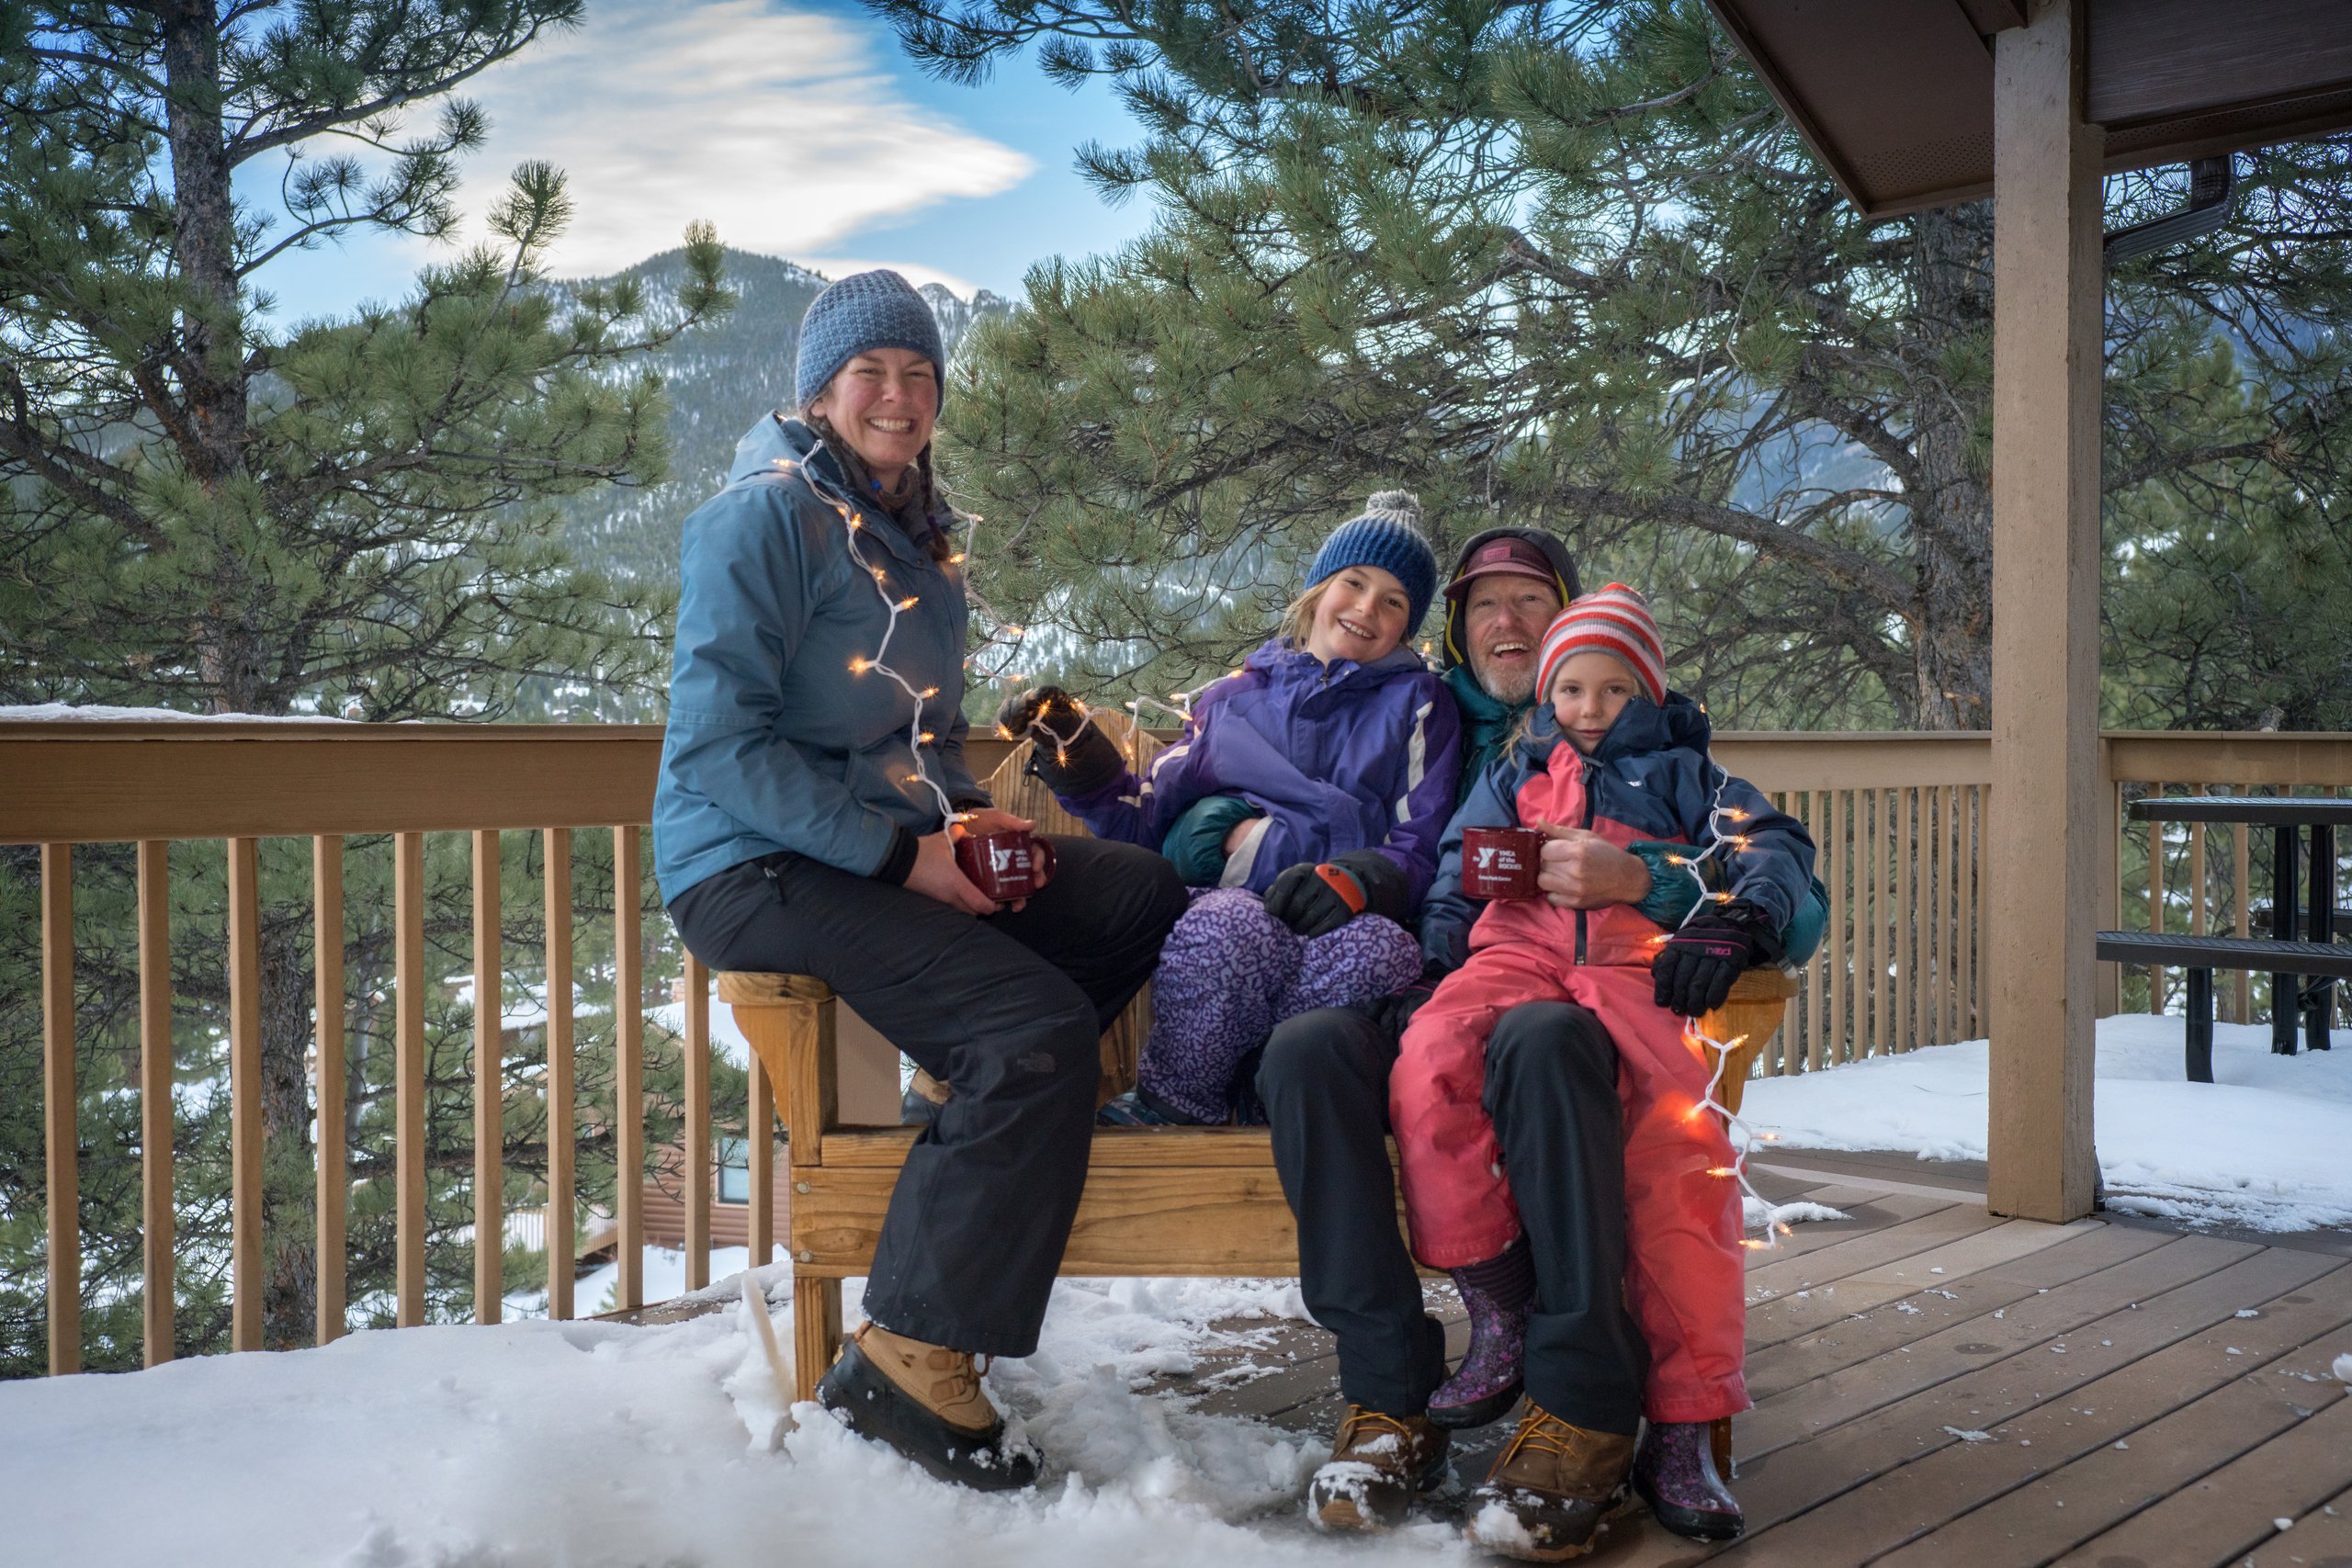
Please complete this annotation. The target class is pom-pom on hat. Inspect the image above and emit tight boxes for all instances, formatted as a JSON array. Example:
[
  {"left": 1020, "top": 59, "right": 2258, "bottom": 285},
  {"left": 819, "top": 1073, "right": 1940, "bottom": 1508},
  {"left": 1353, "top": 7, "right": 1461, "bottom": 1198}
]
[
  {"left": 795, "top": 269, "right": 947, "bottom": 412},
  {"left": 1305, "top": 491, "right": 1441, "bottom": 635},
  {"left": 1536, "top": 583, "right": 1668, "bottom": 705}
]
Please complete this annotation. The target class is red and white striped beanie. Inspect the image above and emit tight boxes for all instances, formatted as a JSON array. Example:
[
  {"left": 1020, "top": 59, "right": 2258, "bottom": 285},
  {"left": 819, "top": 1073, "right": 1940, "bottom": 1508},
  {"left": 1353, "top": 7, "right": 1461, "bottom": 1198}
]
[{"left": 1536, "top": 583, "right": 1668, "bottom": 705}]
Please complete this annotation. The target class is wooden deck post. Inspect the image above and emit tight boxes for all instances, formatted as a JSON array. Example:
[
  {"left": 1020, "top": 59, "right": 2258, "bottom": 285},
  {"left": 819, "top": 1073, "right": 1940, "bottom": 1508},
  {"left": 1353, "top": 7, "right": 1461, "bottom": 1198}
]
[{"left": 1986, "top": 0, "right": 2102, "bottom": 1223}]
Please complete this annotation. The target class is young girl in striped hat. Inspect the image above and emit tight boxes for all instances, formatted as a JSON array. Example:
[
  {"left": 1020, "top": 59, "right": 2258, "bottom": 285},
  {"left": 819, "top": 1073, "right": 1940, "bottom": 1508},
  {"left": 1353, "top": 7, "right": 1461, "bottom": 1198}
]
[{"left": 1391, "top": 584, "right": 1816, "bottom": 1551}]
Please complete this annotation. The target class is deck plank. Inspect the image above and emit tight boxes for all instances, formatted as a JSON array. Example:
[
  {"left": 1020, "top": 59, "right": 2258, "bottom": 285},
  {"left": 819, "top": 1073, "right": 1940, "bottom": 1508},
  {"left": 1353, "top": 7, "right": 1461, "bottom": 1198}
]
[
  {"left": 1725, "top": 1242, "right": 2339, "bottom": 1541},
  {"left": 1718, "top": 1262, "right": 2352, "bottom": 1565},
  {"left": 1872, "top": 1306, "right": 2352, "bottom": 1568},
  {"left": 2243, "top": 1481, "right": 2352, "bottom": 1567},
  {"left": 1745, "top": 1221, "right": 2165, "bottom": 1398},
  {"left": 1740, "top": 1234, "right": 2261, "bottom": 1461},
  {"left": 2052, "top": 1387, "right": 2352, "bottom": 1568},
  {"left": 1742, "top": 1201, "right": 2002, "bottom": 1302}
]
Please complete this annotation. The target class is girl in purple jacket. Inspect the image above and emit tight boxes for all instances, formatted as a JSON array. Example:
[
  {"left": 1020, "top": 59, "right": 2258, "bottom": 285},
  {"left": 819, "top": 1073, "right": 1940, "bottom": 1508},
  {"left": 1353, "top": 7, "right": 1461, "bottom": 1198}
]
[{"left": 1000, "top": 493, "right": 1464, "bottom": 1122}]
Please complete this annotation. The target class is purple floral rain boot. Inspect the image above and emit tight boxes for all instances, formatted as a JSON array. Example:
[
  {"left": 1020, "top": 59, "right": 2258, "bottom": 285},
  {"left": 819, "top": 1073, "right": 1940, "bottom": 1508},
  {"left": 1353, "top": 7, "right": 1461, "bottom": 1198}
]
[
  {"left": 1428, "top": 1236, "right": 1532, "bottom": 1430},
  {"left": 1633, "top": 1420, "right": 1745, "bottom": 1541}
]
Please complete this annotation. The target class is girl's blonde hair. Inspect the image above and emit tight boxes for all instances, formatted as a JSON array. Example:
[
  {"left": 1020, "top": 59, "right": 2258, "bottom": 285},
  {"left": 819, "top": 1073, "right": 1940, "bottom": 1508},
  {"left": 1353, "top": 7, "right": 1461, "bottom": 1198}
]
[{"left": 1277, "top": 578, "right": 1332, "bottom": 649}]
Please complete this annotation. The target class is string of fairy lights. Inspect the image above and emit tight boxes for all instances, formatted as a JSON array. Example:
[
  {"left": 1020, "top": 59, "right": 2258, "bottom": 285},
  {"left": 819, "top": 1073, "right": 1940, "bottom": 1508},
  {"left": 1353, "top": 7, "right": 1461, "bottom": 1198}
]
[
  {"left": 1660, "top": 760, "right": 1793, "bottom": 1251},
  {"left": 787, "top": 448, "right": 1792, "bottom": 1254},
  {"left": 769, "top": 449, "right": 975, "bottom": 826}
]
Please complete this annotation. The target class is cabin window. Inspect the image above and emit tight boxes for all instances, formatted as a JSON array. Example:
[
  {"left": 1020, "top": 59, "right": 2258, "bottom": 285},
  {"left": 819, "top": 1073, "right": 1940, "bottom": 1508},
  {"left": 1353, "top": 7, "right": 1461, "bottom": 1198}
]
[{"left": 718, "top": 1136, "right": 750, "bottom": 1203}]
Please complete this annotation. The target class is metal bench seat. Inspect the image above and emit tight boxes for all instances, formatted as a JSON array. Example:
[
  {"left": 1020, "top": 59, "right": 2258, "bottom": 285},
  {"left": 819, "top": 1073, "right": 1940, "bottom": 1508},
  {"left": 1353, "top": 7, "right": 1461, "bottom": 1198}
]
[{"left": 2094, "top": 931, "right": 2348, "bottom": 1082}]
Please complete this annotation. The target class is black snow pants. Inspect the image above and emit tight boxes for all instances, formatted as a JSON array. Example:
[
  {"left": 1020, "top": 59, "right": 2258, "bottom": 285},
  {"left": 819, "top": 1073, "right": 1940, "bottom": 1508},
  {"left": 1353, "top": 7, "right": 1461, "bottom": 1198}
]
[
  {"left": 668, "top": 836, "right": 1186, "bottom": 1356},
  {"left": 1256, "top": 998, "right": 1648, "bottom": 1434}
]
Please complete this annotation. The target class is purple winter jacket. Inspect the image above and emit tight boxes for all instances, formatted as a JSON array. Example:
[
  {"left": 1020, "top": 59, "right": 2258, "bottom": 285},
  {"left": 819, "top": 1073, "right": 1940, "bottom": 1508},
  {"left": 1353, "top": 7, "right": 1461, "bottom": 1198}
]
[{"left": 1058, "top": 637, "right": 1464, "bottom": 905}]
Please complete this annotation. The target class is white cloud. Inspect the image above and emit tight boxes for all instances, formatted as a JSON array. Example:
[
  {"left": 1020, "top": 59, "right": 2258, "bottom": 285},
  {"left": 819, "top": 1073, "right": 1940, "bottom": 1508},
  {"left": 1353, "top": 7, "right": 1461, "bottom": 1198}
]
[{"left": 442, "top": 0, "right": 1035, "bottom": 275}]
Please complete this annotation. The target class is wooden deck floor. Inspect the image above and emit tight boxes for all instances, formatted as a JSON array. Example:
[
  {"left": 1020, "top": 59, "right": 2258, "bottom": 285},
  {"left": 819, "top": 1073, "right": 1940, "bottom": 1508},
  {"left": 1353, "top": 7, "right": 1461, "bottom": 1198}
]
[{"left": 1157, "top": 1152, "right": 2352, "bottom": 1567}]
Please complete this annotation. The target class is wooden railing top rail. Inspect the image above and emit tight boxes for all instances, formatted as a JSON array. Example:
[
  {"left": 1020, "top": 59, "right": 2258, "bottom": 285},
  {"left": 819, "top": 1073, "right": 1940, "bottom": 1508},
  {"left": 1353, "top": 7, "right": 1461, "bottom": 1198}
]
[{"left": 7, "top": 719, "right": 2350, "bottom": 846}]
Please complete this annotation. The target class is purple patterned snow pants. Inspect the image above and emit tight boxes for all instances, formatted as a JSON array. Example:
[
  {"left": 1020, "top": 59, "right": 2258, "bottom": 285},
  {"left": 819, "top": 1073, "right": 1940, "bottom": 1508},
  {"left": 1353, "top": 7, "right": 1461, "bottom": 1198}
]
[{"left": 1137, "top": 886, "right": 1425, "bottom": 1122}]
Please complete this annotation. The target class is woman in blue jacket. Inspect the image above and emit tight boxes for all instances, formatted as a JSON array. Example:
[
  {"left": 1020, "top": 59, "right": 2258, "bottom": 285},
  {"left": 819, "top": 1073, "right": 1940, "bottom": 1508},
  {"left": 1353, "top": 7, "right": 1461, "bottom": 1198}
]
[{"left": 654, "top": 272, "right": 1185, "bottom": 1492}]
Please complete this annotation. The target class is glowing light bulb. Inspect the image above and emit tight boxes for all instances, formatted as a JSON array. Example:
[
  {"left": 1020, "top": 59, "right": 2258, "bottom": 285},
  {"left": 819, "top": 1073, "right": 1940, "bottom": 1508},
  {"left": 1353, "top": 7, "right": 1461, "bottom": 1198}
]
[
  {"left": 919, "top": 687, "right": 938, "bottom": 698},
  {"left": 948, "top": 553, "right": 967, "bottom": 565},
  {"left": 996, "top": 724, "right": 1014, "bottom": 739},
  {"left": 920, "top": 731, "right": 936, "bottom": 743},
  {"left": 849, "top": 658, "right": 872, "bottom": 674},
  {"left": 897, "top": 596, "right": 920, "bottom": 611}
]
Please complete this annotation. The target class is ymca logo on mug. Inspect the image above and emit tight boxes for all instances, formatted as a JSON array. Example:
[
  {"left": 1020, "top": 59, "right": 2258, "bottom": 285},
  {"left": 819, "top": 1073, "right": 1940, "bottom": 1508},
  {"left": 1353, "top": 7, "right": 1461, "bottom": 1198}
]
[
  {"left": 1462, "top": 826, "right": 1544, "bottom": 900},
  {"left": 955, "top": 829, "right": 1057, "bottom": 902}
]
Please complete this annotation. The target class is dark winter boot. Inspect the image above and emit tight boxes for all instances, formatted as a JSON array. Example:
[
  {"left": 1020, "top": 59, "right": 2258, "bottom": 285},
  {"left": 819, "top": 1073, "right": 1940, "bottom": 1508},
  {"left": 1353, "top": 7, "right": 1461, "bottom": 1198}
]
[
  {"left": 1306, "top": 1405, "right": 1453, "bottom": 1532},
  {"left": 1463, "top": 1402, "right": 1636, "bottom": 1562},
  {"left": 1633, "top": 1419, "right": 1745, "bottom": 1541},
  {"left": 816, "top": 1321, "right": 1040, "bottom": 1492},
  {"left": 1429, "top": 1236, "right": 1532, "bottom": 1429}
]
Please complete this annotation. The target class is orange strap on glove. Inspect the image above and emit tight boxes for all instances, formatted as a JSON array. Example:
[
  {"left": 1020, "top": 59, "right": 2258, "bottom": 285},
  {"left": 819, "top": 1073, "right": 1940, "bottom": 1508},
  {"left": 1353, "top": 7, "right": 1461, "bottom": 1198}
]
[{"left": 1314, "top": 863, "right": 1369, "bottom": 915}]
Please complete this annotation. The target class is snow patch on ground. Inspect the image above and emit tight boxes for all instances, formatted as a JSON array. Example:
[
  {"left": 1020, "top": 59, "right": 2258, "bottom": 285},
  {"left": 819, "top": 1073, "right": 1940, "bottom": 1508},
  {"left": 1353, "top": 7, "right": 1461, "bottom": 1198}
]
[
  {"left": 0, "top": 1270, "right": 1474, "bottom": 1568},
  {"left": 1741, "top": 1015, "right": 2352, "bottom": 1233}
]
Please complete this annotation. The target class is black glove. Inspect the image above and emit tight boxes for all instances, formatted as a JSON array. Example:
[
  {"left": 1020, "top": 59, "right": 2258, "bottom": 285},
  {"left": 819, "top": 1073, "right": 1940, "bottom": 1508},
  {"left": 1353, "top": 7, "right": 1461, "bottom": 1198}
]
[
  {"left": 1262, "top": 861, "right": 1365, "bottom": 939},
  {"left": 1326, "top": 849, "right": 1412, "bottom": 924},
  {"left": 1653, "top": 898, "right": 1786, "bottom": 1018},
  {"left": 993, "top": 684, "right": 1124, "bottom": 795}
]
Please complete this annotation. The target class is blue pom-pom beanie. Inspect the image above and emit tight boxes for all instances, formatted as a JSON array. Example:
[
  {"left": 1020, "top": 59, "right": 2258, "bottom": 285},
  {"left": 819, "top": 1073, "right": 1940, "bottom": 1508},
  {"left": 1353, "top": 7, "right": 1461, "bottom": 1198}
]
[
  {"left": 794, "top": 269, "right": 947, "bottom": 411},
  {"left": 1306, "top": 491, "right": 1440, "bottom": 635}
]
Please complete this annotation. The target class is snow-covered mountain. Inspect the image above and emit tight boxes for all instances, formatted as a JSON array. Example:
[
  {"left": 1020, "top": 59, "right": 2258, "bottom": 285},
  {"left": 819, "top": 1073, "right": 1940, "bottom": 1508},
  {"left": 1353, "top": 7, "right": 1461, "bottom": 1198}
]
[{"left": 555, "top": 248, "right": 1012, "bottom": 595}]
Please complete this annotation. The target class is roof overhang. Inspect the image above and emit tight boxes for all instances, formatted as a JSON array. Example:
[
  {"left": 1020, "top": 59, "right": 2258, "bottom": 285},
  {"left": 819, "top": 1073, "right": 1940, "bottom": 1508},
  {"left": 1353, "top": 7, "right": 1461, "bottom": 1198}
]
[{"left": 1704, "top": 0, "right": 2352, "bottom": 218}]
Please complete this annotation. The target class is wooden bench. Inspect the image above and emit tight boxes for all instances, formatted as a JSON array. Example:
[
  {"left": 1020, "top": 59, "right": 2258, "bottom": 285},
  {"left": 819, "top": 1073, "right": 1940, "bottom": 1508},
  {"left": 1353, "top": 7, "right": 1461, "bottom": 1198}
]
[
  {"left": 723, "top": 964, "right": 1797, "bottom": 1401},
  {"left": 2095, "top": 929, "right": 2352, "bottom": 1082}
]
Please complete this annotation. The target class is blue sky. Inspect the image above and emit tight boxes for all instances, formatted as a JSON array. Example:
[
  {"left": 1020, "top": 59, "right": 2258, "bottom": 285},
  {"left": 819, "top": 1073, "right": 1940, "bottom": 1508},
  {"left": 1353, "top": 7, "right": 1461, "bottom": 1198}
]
[{"left": 246, "top": 0, "right": 1160, "bottom": 322}]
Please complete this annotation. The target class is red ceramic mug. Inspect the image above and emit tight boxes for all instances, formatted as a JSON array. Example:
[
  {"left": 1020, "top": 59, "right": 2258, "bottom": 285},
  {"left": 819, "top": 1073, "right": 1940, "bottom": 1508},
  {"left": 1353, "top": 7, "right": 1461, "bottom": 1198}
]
[
  {"left": 955, "top": 829, "right": 1057, "bottom": 902},
  {"left": 1462, "top": 825, "right": 1545, "bottom": 900}
]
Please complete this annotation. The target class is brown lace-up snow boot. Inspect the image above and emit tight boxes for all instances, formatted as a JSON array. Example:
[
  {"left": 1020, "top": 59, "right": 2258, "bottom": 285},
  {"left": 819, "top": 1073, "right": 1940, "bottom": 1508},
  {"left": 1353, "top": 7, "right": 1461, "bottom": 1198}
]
[
  {"left": 1306, "top": 1404, "right": 1453, "bottom": 1532},
  {"left": 816, "top": 1321, "right": 1040, "bottom": 1491},
  {"left": 1463, "top": 1402, "right": 1636, "bottom": 1562}
]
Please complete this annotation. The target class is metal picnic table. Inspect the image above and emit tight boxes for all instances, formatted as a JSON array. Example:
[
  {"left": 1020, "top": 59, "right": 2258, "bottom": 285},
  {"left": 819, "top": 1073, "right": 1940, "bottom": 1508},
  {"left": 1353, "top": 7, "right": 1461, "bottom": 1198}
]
[{"left": 2118, "top": 795, "right": 2352, "bottom": 1074}]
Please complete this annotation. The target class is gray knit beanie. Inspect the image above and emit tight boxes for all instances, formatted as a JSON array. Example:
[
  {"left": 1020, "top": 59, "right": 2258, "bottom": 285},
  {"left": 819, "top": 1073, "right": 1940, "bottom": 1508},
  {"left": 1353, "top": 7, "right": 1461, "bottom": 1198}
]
[
  {"left": 1306, "top": 491, "right": 1441, "bottom": 634},
  {"left": 794, "top": 270, "right": 947, "bottom": 411}
]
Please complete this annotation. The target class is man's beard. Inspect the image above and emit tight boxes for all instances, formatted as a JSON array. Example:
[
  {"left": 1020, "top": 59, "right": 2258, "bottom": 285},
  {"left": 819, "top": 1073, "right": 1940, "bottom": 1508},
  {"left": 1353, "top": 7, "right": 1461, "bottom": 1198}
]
[{"left": 1471, "top": 651, "right": 1539, "bottom": 706}]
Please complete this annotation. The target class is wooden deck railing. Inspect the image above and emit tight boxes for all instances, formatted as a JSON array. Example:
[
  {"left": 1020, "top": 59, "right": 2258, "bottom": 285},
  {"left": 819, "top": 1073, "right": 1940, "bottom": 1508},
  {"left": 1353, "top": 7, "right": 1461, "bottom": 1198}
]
[{"left": 6, "top": 719, "right": 2348, "bottom": 1377}]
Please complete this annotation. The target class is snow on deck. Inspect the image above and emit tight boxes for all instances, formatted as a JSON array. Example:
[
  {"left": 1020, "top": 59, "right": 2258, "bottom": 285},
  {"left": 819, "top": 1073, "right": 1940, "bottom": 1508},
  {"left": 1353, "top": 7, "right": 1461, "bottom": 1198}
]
[
  {"left": 1741, "top": 1014, "right": 2352, "bottom": 1232},
  {"left": 3, "top": 1273, "right": 1468, "bottom": 1568}
]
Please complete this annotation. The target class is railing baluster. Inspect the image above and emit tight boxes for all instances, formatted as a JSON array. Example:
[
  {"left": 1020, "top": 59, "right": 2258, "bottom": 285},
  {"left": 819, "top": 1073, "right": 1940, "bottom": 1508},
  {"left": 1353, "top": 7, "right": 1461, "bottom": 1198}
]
[
  {"left": 544, "top": 829, "right": 575, "bottom": 1322},
  {"left": 1825, "top": 789, "right": 1845, "bottom": 1066},
  {"left": 139, "top": 840, "right": 175, "bottom": 1365},
  {"left": 1872, "top": 789, "right": 1891, "bottom": 1058},
  {"left": 42, "top": 843, "right": 79, "bottom": 1376},
  {"left": 313, "top": 837, "right": 345, "bottom": 1346},
  {"left": 2233, "top": 802, "right": 2252, "bottom": 1023},
  {"left": 2189, "top": 783, "right": 2209, "bottom": 942},
  {"left": 1894, "top": 786, "right": 1913, "bottom": 1052},
  {"left": 685, "top": 951, "right": 711, "bottom": 1292},
  {"left": 2146, "top": 780, "right": 2167, "bottom": 1011},
  {"left": 1806, "top": 789, "right": 1825, "bottom": 1072},
  {"left": 1918, "top": 784, "right": 1938, "bottom": 1053},
  {"left": 1946, "top": 784, "right": 1962, "bottom": 1044},
  {"left": 228, "top": 837, "right": 263, "bottom": 1352},
  {"left": 396, "top": 831, "right": 427, "bottom": 1327},
  {"left": 473, "top": 829, "right": 503, "bottom": 1325},
  {"left": 615, "top": 825, "right": 644, "bottom": 1313},
  {"left": 748, "top": 1052, "right": 775, "bottom": 1268}
]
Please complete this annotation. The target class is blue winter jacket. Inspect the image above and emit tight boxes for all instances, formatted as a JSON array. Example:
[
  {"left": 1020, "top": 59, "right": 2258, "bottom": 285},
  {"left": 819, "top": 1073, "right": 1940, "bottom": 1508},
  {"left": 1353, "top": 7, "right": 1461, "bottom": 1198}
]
[
  {"left": 1059, "top": 638, "right": 1464, "bottom": 906},
  {"left": 653, "top": 415, "right": 989, "bottom": 906},
  {"left": 1421, "top": 694, "right": 1817, "bottom": 969}
]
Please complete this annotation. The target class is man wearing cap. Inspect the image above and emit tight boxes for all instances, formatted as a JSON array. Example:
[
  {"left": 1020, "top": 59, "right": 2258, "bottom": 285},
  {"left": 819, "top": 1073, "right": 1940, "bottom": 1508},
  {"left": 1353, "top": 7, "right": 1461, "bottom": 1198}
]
[{"left": 1261, "top": 528, "right": 1820, "bottom": 1548}]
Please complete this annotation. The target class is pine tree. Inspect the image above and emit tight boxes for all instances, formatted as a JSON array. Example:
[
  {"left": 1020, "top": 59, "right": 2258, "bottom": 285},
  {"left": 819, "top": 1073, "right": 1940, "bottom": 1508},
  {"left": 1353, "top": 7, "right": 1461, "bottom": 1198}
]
[
  {"left": 0, "top": 2, "right": 734, "bottom": 1356},
  {"left": 873, "top": 0, "right": 2352, "bottom": 728}
]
